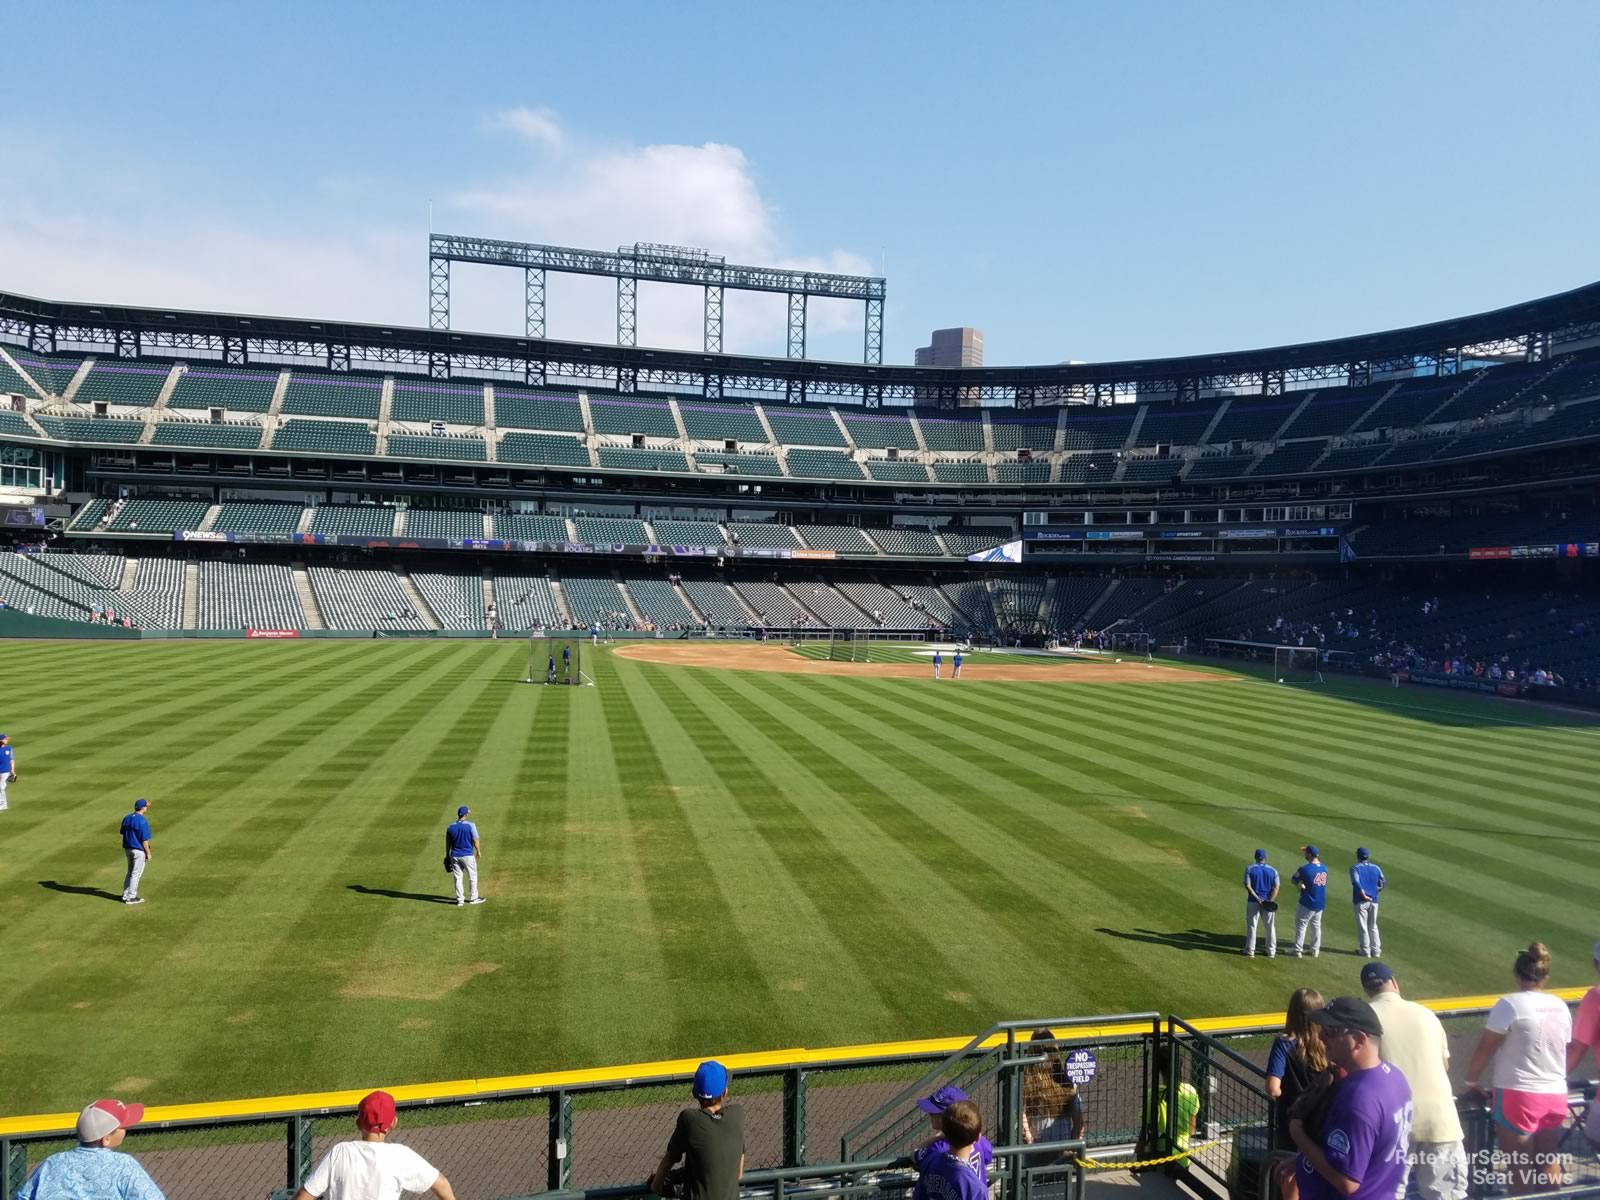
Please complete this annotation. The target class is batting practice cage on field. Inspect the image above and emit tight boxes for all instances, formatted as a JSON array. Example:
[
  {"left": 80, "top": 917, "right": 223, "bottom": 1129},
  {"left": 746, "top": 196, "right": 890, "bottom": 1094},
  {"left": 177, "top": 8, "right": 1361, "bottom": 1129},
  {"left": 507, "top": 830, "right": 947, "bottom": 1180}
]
[
  {"left": 525, "top": 635, "right": 592, "bottom": 685},
  {"left": 826, "top": 630, "right": 870, "bottom": 662},
  {"left": 1276, "top": 645, "right": 1322, "bottom": 684}
]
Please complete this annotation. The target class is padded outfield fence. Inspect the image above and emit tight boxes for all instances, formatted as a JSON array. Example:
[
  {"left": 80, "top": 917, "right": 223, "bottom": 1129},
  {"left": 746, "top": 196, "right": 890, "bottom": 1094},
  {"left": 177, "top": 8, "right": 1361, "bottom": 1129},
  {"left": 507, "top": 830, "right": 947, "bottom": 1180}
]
[{"left": 0, "top": 992, "right": 1590, "bottom": 1200}]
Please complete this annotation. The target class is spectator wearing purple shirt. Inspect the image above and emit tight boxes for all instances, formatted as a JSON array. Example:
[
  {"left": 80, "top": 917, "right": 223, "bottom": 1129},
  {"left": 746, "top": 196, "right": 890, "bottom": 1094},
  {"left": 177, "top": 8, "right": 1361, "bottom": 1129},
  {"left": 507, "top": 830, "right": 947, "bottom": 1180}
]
[
  {"left": 911, "top": 1086, "right": 994, "bottom": 1183},
  {"left": 1292, "top": 996, "right": 1413, "bottom": 1200},
  {"left": 913, "top": 1100, "right": 988, "bottom": 1200}
]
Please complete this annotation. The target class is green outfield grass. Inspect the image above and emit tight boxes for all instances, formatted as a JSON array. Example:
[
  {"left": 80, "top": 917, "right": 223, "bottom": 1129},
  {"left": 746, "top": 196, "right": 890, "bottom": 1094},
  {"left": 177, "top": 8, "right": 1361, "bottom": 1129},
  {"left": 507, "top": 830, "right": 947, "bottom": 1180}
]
[{"left": 3, "top": 639, "right": 1598, "bottom": 1117}]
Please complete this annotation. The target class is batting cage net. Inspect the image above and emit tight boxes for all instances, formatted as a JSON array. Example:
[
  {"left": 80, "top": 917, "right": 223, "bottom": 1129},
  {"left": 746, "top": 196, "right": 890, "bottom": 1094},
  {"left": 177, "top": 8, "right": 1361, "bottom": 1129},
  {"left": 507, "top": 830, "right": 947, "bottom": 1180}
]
[
  {"left": 526, "top": 635, "right": 587, "bottom": 685},
  {"left": 1275, "top": 645, "right": 1321, "bottom": 684},
  {"left": 825, "top": 630, "right": 869, "bottom": 662}
]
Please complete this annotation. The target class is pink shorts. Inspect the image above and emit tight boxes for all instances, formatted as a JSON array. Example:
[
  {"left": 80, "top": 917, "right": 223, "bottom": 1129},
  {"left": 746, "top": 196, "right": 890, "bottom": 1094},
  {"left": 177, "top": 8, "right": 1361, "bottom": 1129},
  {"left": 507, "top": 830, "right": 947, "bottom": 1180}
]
[{"left": 1492, "top": 1088, "right": 1568, "bottom": 1135}]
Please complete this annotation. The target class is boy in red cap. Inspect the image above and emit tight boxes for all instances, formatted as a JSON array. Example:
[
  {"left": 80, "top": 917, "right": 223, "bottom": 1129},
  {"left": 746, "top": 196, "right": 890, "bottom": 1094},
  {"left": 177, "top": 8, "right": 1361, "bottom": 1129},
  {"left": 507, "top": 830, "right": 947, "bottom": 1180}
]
[{"left": 294, "top": 1090, "right": 456, "bottom": 1200}]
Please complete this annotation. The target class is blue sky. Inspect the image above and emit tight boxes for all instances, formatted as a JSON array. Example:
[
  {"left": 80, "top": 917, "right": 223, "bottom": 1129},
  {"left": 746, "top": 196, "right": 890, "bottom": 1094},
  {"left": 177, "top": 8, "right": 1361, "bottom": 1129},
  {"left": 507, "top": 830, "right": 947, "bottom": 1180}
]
[{"left": 4, "top": 1, "right": 1597, "bottom": 367}]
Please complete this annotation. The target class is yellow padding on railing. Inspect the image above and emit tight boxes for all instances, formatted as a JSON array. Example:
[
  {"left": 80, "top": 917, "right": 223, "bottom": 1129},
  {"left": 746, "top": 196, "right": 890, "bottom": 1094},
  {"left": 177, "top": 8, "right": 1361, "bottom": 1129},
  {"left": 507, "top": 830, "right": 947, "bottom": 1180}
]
[{"left": 0, "top": 987, "right": 1584, "bottom": 1137}]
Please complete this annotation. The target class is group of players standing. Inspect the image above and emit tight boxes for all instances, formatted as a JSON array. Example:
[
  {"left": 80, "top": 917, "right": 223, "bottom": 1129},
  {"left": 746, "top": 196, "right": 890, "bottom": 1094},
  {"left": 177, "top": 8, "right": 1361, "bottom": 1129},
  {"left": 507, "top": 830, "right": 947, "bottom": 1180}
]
[{"left": 1242, "top": 844, "right": 1386, "bottom": 958}]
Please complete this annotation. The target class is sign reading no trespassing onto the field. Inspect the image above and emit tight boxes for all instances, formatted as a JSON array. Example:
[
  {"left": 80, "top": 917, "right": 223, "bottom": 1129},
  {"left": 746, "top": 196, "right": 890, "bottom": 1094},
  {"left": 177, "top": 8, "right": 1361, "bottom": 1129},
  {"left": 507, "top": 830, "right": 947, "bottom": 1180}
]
[{"left": 1062, "top": 1049, "right": 1097, "bottom": 1086}]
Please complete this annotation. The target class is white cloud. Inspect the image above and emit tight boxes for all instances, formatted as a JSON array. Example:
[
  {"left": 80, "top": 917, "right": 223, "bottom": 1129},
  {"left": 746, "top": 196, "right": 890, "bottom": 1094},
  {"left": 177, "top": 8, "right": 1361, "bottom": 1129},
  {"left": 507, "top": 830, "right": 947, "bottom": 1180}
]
[
  {"left": 482, "top": 106, "right": 564, "bottom": 148},
  {"left": 0, "top": 119, "right": 872, "bottom": 359}
]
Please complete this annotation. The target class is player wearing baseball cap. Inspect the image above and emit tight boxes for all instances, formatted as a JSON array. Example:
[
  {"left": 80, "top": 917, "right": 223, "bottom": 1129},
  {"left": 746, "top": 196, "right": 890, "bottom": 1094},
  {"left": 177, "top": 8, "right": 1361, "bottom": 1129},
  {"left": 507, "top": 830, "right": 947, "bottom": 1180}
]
[
  {"left": 1349, "top": 848, "right": 1386, "bottom": 958},
  {"left": 14, "top": 1099, "right": 163, "bottom": 1199},
  {"left": 0, "top": 733, "right": 15, "bottom": 812},
  {"left": 1243, "top": 849, "right": 1280, "bottom": 958},
  {"left": 1289, "top": 845, "right": 1327, "bottom": 958},
  {"left": 443, "top": 806, "right": 484, "bottom": 906},
  {"left": 120, "top": 799, "right": 154, "bottom": 905},
  {"left": 294, "top": 1090, "right": 454, "bottom": 1200}
]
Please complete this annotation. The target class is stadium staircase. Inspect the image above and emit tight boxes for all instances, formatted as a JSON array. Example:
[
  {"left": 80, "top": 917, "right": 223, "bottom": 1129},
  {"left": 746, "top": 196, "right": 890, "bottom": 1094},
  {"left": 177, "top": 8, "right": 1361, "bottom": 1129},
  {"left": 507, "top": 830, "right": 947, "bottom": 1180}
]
[
  {"left": 672, "top": 578, "right": 706, "bottom": 622},
  {"left": 196, "top": 505, "right": 221, "bottom": 532},
  {"left": 291, "top": 563, "right": 326, "bottom": 629},
  {"left": 1197, "top": 401, "right": 1228, "bottom": 444},
  {"left": 615, "top": 572, "right": 647, "bottom": 627},
  {"left": 908, "top": 413, "right": 929, "bottom": 452},
  {"left": 549, "top": 576, "right": 575, "bottom": 626},
  {"left": 483, "top": 384, "right": 497, "bottom": 432},
  {"left": 267, "top": 371, "right": 290, "bottom": 416},
  {"left": 1122, "top": 404, "right": 1148, "bottom": 449},
  {"left": 295, "top": 508, "right": 314, "bottom": 534},
  {"left": 723, "top": 582, "right": 761, "bottom": 623},
  {"left": 182, "top": 562, "right": 199, "bottom": 628},
  {"left": 481, "top": 571, "right": 497, "bottom": 622},
  {"left": 754, "top": 403, "right": 780, "bottom": 447},
  {"left": 1351, "top": 381, "right": 1404, "bottom": 431},
  {"left": 1078, "top": 579, "right": 1121, "bottom": 626},
  {"left": 376, "top": 379, "right": 395, "bottom": 448},
  {"left": 118, "top": 558, "right": 139, "bottom": 591},
  {"left": 151, "top": 365, "right": 181, "bottom": 412},
  {"left": 63, "top": 358, "right": 93, "bottom": 401},
  {"left": 667, "top": 398, "right": 690, "bottom": 442},
  {"left": 576, "top": 392, "right": 595, "bottom": 440},
  {"left": 1038, "top": 577, "right": 1059, "bottom": 623},
  {"left": 395, "top": 568, "right": 441, "bottom": 629}
]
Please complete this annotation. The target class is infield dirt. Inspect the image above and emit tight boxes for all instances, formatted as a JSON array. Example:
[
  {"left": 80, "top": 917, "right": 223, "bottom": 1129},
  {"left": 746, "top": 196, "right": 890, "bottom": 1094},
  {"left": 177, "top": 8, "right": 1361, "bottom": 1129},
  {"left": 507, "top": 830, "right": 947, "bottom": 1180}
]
[{"left": 613, "top": 641, "right": 1235, "bottom": 683}]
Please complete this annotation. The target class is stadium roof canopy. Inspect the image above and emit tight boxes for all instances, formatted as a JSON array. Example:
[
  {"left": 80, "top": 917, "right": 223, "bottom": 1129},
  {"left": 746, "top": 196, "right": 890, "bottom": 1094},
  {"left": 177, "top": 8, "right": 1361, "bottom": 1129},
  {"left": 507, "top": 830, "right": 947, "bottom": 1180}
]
[{"left": 3, "top": 281, "right": 1598, "bottom": 409}]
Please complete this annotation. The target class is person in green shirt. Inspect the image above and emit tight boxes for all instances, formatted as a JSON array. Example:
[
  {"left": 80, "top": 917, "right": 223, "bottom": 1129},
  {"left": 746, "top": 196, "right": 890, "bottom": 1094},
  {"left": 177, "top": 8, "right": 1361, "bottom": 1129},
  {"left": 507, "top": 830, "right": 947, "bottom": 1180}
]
[{"left": 1146, "top": 1051, "right": 1201, "bottom": 1169}]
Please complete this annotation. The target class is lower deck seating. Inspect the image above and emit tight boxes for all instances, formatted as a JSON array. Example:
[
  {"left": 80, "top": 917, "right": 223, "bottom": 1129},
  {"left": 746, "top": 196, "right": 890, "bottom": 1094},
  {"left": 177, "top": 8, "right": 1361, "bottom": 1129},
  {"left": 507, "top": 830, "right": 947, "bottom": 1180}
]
[
  {"left": 197, "top": 562, "right": 304, "bottom": 630},
  {"left": 213, "top": 502, "right": 304, "bottom": 535},
  {"left": 835, "top": 581, "right": 926, "bottom": 627},
  {"left": 940, "top": 580, "right": 998, "bottom": 633},
  {"left": 623, "top": 577, "right": 696, "bottom": 627},
  {"left": 727, "top": 521, "right": 801, "bottom": 549},
  {"left": 560, "top": 575, "right": 631, "bottom": 626},
  {"left": 495, "top": 574, "right": 562, "bottom": 629},
  {"left": 796, "top": 525, "right": 879, "bottom": 554},
  {"left": 309, "top": 504, "right": 397, "bottom": 538},
  {"left": 107, "top": 498, "right": 210, "bottom": 533},
  {"left": 648, "top": 520, "right": 726, "bottom": 548},
  {"left": 730, "top": 580, "right": 811, "bottom": 625},
  {"left": 794, "top": 582, "right": 867, "bottom": 627},
  {"left": 309, "top": 567, "right": 426, "bottom": 630},
  {"left": 411, "top": 572, "right": 485, "bottom": 629},
  {"left": 680, "top": 578, "right": 751, "bottom": 625},
  {"left": 403, "top": 510, "right": 485, "bottom": 540},
  {"left": 869, "top": 527, "right": 944, "bottom": 556},
  {"left": 493, "top": 513, "right": 571, "bottom": 542}
]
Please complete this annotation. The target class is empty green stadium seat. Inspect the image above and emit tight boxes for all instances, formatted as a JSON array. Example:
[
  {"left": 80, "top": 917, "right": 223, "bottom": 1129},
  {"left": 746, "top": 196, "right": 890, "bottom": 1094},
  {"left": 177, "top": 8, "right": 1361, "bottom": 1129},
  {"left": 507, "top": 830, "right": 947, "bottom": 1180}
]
[
  {"left": 280, "top": 372, "right": 383, "bottom": 419},
  {"left": 865, "top": 459, "right": 931, "bottom": 482},
  {"left": 272, "top": 419, "right": 377, "bottom": 456},
  {"left": 73, "top": 362, "right": 171, "bottom": 407},
  {"left": 387, "top": 434, "right": 487, "bottom": 461},
  {"left": 498, "top": 432, "right": 591, "bottom": 467},
  {"left": 649, "top": 520, "right": 726, "bottom": 548},
  {"left": 213, "top": 502, "right": 304, "bottom": 535},
  {"left": 695, "top": 452, "right": 782, "bottom": 476},
  {"left": 931, "top": 461, "right": 988, "bottom": 483},
  {"left": 107, "top": 499, "right": 210, "bottom": 533},
  {"left": 727, "top": 522, "right": 801, "bottom": 548},
  {"left": 588, "top": 396, "right": 678, "bottom": 438},
  {"left": 678, "top": 403, "right": 767, "bottom": 441},
  {"left": 796, "top": 524, "right": 879, "bottom": 554},
  {"left": 785, "top": 448, "right": 864, "bottom": 479},
  {"left": 308, "top": 505, "right": 397, "bottom": 537},
  {"left": 992, "top": 418, "right": 1058, "bottom": 451},
  {"left": 574, "top": 517, "right": 648, "bottom": 544},
  {"left": 391, "top": 383, "right": 485, "bottom": 425},
  {"left": 917, "top": 415, "right": 985, "bottom": 451},
  {"left": 492, "top": 513, "right": 571, "bottom": 541},
  {"left": 764, "top": 408, "right": 847, "bottom": 446},
  {"left": 150, "top": 421, "right": 264, "bottom": 449},
  {"left": 34, "top": 416, "right": 144, "bottom": 443},
  {"left": 403, "top": 510, "right": 486, "bottom": 539},
  {"left": 869, "top": 527, "right": 944, "bottom": 556},
  {"left": 495, "top": 390, "right": 586, "bottom": 431},
  {"left": 839, "top": 412, "right": 916, "bottom": 449},
  {"left": 168, "top": 366, "right": 278, "bottom": 412},
  {"left": 596, "top": 446, "right": 690, "bottom": 473}
]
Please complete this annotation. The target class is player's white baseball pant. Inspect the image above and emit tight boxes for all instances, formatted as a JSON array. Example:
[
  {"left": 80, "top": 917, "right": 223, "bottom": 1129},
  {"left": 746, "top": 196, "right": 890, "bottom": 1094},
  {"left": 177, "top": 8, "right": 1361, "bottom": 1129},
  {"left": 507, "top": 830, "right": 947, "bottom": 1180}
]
[
  {"left": 0, "top": 772, "right": 8, "bottom": 810},
  {"left": 1292, "top": 906, "right": 1322, "bottom": 956},
  {"left": 1354, "top": 900, "right": 1381, "bottom": 957},
  {"left": 1244, "top": 900, "right": 1276, "bottom": 956},
  {"left": 450, "top": 855, "right": 480, "bottom": 903},
  {"left": 122, "top": 849, "right": 147, "bottom": 901},
  {"left": 933, "top": 663, "right": 941, "bottom": 678}
]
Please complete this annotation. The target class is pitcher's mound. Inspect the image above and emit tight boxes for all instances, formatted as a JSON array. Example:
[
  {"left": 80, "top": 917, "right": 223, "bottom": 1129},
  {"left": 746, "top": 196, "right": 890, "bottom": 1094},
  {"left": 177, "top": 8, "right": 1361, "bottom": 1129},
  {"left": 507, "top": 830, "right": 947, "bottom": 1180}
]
[{"left": 613, "top": 642, "right": 1233, "bottom": 683}]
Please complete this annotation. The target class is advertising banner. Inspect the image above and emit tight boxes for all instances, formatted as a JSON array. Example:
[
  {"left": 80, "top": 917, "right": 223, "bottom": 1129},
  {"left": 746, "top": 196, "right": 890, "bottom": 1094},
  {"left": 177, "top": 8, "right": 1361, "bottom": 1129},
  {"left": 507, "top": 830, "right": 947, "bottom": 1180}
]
[{"left": 245, "top": 628, "right": 301, "bottom": 639}]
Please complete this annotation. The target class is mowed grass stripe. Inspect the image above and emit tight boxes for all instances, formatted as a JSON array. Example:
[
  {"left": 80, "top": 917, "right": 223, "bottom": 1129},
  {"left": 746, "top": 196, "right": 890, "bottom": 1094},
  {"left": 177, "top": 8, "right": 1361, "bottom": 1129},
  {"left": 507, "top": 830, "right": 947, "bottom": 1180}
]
[
  {"left": 860, "top": 680, "right": 1597, "bottom": 958},
  {"left": 159, "top": 644, "right": 507, "bottom": 1097},
  {"left": 635, "top": 662, "right": 979, "bottom": 1037},
  {"left": 602, "top": 660, "right": 782, "bottom": 1054}
]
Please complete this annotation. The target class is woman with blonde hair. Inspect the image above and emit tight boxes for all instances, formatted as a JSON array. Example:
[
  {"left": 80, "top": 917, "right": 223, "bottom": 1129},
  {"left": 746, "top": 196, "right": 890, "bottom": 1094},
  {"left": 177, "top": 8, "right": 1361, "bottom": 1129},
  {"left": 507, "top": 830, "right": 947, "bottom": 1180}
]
[{"left": 1466, "top": 942, "right": 1572, "bottom": 1194}]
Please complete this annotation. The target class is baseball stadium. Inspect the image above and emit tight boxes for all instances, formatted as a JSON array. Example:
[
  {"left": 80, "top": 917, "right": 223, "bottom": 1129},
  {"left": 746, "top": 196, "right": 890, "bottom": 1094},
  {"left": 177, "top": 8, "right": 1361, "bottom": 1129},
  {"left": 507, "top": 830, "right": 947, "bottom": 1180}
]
[{"left": 7, "top": 19, "right": 1600, "bottom": 1200}]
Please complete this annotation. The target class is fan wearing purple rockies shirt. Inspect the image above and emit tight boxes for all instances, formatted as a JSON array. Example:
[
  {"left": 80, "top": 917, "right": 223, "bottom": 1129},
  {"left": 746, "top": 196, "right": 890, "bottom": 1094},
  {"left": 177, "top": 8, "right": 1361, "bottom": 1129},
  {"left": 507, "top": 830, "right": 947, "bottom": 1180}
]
[
  {"left": 913, "top": 1099, "right": 987, "bottom": 1200},
  {"left": 911, "top": 1086, "right": 994, "bottom": 1184},
  {"left": 1291, "top": 996, "right": 1413, "bottom": 1200}
]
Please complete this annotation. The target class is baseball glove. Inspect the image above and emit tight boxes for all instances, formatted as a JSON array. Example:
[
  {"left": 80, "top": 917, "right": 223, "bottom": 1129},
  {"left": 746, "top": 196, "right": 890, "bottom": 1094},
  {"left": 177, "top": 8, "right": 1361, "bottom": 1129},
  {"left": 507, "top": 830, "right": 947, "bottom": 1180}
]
[
  {"left": 1262, "top": 900, "right": 1278, "bottom": 912},
  {"left": 443, "top": 855, "right": 454, "bottom": 873},
  {"left": 5, "top": 773, "right": 15, "bottom": 783}
]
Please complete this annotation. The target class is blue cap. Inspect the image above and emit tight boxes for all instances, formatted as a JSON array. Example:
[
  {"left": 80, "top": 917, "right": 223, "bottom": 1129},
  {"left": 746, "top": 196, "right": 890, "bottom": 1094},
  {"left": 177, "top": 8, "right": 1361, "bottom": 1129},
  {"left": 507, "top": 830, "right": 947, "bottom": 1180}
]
[
  {"left": 134, "top": 798, "right": 148, "bottom": 810},
  {"left": 916, "top": 1085, "right": 970, "bottom": 1114},
  {"left": 1360, "top": 961, "right": 1395, "bottom": 990},
  {"left": 0, "top": 733, "right": 8, "bottom": 739},
  {"left": 1302, "top": 844, "right": 1319, "bottom": 858},
  {"left": 1253, "top": 849, "right": 1267, "bottom": 862},
  {"left": 692, "top": 1061, "right": 728, "bottom": 1100},
  {"left": 458, "top": 806, "right": 470, "bottom": 818},
  {"left": 1356, "top": 847, "right": 1370, "bottom": 860}
]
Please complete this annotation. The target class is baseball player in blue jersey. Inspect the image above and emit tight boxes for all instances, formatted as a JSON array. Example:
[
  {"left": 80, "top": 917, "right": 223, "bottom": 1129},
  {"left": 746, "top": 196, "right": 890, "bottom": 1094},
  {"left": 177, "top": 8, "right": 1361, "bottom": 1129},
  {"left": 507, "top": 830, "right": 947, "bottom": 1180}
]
[
  {"left": 1349, "top": 847, "right": 1386, "bottom": 957},
  {"left": 119, "top": 799, "right": 153, "bottom": 905},
  {"left": 1242, "top": 849, "right": 1280, "bottom": 957},
  {"left": 952, "top": 650, "right": 963, "bottom": 679},
  {"left": 0, "top": 733, "right": 14, "bottom": 812},
  {"left": 932, "top": 649, "right": 942, "bottom": 679},
  {"left": 1289, "top": 844, "right": 1327, "bottom": 957},
  {"left": 445, "top": 805, "right": 484, "bottom": 906}
]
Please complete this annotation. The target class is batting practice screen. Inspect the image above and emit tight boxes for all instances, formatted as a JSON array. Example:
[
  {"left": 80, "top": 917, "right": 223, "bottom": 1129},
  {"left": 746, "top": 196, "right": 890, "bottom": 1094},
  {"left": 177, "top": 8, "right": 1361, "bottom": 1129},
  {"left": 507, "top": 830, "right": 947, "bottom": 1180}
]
[{"left": 526, "top": 636, "right": 583, "bottom": 685}]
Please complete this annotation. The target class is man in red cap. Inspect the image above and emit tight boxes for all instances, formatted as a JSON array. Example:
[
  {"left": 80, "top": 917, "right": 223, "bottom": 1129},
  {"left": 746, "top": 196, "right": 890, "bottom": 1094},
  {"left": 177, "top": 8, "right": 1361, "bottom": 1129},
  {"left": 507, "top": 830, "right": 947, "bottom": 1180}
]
[
  {"left": 16, "top": 1098, "right": 165, "bottom": 1199},
  {"left": 294, "top": 1090, "right": 455, "bottom": 1200}
]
